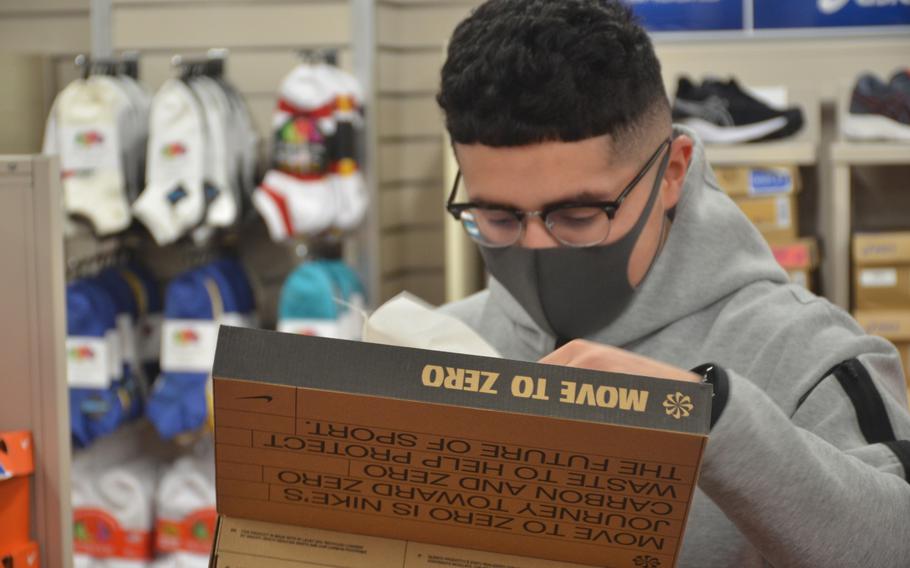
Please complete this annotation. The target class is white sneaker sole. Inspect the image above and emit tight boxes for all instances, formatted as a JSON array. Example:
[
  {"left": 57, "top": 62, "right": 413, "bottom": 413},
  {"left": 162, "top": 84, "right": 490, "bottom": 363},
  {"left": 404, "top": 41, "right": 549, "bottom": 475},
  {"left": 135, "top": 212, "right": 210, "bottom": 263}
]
[
  {"left": 843, "top": 113, "right": 910, "bottom": 142},
  {"left": 679, "top": 116, "right": 789, "bottom": 144}
]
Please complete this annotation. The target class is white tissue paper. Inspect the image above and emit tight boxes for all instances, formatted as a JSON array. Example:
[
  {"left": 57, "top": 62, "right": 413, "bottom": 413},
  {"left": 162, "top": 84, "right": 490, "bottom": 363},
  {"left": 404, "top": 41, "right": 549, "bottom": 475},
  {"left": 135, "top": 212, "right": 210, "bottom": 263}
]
[{"left": 362, "top": 292, "right": 500, "bottom": 358}]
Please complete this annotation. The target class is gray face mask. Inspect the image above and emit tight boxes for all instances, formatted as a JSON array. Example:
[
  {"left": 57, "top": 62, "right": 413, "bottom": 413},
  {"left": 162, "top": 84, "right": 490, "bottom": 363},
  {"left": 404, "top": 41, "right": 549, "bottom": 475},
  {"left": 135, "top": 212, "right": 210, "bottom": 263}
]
[{"left": 479, "top": 150, "right": 670, "bottom": 341}]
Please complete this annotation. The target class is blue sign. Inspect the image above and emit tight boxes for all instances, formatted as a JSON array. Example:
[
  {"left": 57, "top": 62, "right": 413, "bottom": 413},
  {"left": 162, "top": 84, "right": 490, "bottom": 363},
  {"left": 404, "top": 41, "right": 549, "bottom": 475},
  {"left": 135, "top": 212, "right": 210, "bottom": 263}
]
[
  {"left": 624, "top": 0, "right": 744, "bottom": 32},
  {"left": 755, "top": 0, "right": 910, "bottom": 29}
]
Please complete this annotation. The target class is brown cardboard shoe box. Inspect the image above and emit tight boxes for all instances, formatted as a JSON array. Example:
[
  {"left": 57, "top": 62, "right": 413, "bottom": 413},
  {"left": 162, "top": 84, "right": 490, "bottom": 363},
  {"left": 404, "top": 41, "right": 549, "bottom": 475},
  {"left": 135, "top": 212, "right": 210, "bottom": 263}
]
[
  {"left": 853, "top": 310, "right": 910, "bottom": 342},
  {"left": 854, "top": 266, "right": 910, "bottom": 310},
  {"left": 208, "top": 327, "right": 713, "bottom": 568},
  {"left": 853, "top": 232, "right": 910, "bottom": 265},
  {"left": 734, "top": 195, "right": 798, "bottom": 240},
  {"left": 853, "top": 232, "right": 910, "bottom": 310},
  {"left": 714, "top": 165, "right": 801, "bottom": 198}
]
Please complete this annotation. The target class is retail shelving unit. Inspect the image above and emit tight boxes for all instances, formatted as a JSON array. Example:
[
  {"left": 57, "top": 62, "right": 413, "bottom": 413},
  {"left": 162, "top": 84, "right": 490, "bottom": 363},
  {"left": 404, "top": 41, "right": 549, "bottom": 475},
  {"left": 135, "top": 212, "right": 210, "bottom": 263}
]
[
  {"left": 703, "top": 97, "right": 820, "bottom": 168},
  {"left": 828, "top": 141, "right": 910, "bottom": 310},
  {"left": 0, "top": 155, "right": 72, "bottom": 568}
]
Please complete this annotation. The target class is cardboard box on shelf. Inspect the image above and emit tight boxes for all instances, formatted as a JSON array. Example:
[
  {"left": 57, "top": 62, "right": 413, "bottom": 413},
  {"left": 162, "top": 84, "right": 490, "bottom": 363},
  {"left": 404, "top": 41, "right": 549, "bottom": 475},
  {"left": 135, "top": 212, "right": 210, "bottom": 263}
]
[
  {"left": 853, "top": 232, "right": 910, "bottom": 266},
  {"left": 714, "top": 165, "right": 801, "bottom": 198},
  {"left": 0, "top": 431, "right": 34, "bottom": 552},
  {"left": 854, "top": 310, "right": 910, "bottom": 342},
  {"left": 734, "top": 195, "right": 798, "bottom": 240},
  {"left": 210, "top": 327, "right": 713, "bottom": 568},
  {"left": 854, "top": 266, "right": 910, "bottom": 310}
]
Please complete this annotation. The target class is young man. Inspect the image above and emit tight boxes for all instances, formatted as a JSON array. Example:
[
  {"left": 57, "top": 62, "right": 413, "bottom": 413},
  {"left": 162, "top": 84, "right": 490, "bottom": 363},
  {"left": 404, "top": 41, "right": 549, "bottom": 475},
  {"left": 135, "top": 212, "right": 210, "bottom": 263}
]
[{"left": 437, "top": 1, "right": 910, "bottom": 566}]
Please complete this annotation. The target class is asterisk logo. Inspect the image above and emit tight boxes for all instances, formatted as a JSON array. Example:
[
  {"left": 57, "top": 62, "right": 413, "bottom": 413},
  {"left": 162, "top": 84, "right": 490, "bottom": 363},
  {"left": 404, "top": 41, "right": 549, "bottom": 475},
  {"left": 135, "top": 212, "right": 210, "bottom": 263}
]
[
  {"left": 663, "top": 392, "right": 694, "bottom": 420},
  {"left": 633, "top": 555, "right": 661, "bottom": 567}
]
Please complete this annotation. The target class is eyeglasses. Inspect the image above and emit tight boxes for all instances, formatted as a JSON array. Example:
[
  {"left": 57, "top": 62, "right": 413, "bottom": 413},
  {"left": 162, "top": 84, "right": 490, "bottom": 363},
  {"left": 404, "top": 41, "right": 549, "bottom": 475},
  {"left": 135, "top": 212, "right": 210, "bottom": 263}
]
[{"left": 446, "top": 137, "right": 672, "bottom": 248}]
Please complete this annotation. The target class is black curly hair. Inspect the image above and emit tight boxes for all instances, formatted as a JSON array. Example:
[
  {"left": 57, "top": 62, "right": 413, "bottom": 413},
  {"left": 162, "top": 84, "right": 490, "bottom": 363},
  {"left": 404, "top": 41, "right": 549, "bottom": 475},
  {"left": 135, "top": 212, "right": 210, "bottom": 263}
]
[{"left": 437, "top": 0, "right": 669, "bottom": 156}]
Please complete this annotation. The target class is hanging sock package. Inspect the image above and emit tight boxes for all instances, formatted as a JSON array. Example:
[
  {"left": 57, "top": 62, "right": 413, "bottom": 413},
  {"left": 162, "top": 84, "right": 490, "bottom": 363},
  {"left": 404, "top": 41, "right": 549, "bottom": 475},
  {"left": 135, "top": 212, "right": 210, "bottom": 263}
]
[
  {"left": 254, "top": 62, "right": 338, "bottom": 240},
  {"left": 154, "top": 439, "right": 217, "bottom": 564},
  {"left": 49, "top": 76, "right": 134, "bottom": 236},
  {"left": 147, "top": 259, "right": 254, "bottom": 440},
  {"left": 72, "top": 426, "right": 166, "bottom": 568},
  {"left": 276, "top": 259, "right": 365, "bottom": 340},
  {"left": 66, "top": 279, "right": 132, "bottom": 448},
  {"left": 132, "top": 79, "right": 207, "bottom": 245},
  {"left": 276, "top": 261, "right": 344, "bottom": 338}
]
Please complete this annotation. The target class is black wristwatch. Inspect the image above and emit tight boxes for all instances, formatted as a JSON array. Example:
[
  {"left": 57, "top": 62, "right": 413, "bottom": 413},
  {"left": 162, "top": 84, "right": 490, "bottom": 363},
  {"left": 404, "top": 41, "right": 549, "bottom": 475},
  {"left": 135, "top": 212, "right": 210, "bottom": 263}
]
[{"left": 691, "top": 363, "right": 729, "bottom": 429}]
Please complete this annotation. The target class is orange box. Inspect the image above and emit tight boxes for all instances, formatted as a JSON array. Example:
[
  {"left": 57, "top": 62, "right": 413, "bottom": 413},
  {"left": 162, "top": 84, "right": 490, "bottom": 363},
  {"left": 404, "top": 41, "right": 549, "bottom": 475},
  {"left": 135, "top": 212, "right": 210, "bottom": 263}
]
[
  {"left": 0, "top": 541, "right": 39, "bottom": 568},
  {"left": 0, "top": 432, "right": 35, "bottom": 551}
]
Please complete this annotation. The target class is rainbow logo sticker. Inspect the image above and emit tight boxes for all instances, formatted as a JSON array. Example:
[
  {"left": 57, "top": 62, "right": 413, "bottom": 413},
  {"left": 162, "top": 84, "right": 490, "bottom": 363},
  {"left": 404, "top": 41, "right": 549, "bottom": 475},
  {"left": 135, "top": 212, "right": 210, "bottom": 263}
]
[
  {"left": 68, "top": 345, "right": 95, "bottom": 361},
  {"left": 75, "top": 131, "right": 105, "bottom": 147},
  {"left": 173, "top": 329, "right": 200, "bottom": 345},
  {"left": 161, "top": 142, "right": 187, "bottom": 158}
]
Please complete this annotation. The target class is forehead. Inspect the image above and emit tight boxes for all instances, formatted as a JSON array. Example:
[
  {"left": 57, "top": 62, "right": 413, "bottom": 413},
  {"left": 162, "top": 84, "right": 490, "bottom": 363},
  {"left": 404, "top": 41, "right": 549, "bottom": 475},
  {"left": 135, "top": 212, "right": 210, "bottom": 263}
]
[{"left": 454, "top": 135, "right": 634, "bottom": 205}]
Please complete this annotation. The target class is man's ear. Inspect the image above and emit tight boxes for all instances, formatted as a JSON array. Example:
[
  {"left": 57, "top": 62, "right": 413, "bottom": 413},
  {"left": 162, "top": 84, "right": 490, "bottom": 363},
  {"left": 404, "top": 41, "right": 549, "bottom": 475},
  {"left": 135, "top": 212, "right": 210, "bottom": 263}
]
[{"left": 660, "top": 135, "right": 694, "bottom": 209}]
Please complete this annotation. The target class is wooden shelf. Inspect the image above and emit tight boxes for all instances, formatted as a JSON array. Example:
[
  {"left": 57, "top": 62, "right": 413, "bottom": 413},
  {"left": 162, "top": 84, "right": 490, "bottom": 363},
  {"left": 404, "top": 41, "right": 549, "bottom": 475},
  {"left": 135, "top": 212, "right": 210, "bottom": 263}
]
[
  {"left": 705, "top": 139, "right": 817, "bottom": 166},
  {"left": 831, "top": 141, "right": 910, "bottom": 166},
  {"left": 703, "top": 97, "right": 820, "bottom": 166}
]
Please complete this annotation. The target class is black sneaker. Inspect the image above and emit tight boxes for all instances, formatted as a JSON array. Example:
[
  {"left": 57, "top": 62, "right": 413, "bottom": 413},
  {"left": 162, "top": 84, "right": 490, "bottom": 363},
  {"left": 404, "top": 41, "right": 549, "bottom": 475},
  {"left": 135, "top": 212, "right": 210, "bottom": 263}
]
[
  {"left": 672, "top": 77, "right": 804, "bottom": 144},
  {"left": 844, "top": 73, "right": 910, "bottom": 142}
]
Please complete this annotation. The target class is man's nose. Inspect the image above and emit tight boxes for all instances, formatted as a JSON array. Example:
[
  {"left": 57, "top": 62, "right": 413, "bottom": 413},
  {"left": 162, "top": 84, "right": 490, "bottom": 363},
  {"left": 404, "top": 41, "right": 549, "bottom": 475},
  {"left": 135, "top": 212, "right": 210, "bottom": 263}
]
[{"left": 519, "top": 216, "right": 560, "bottom": 249}]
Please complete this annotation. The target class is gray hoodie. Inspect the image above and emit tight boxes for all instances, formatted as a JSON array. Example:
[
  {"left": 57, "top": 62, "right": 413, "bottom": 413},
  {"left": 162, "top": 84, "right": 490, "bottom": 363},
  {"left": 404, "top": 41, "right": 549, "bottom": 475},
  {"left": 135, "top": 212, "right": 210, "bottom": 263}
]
[{"left": 441, "top": 128, "right": 910, "bottom": 568}]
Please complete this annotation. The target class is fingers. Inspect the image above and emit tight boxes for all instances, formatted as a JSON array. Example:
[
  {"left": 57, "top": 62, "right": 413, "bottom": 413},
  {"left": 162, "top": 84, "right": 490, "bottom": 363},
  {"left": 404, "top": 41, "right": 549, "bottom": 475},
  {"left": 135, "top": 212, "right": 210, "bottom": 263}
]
[{"left": 538, "top": 339, "right": 701, "bottom": 383}]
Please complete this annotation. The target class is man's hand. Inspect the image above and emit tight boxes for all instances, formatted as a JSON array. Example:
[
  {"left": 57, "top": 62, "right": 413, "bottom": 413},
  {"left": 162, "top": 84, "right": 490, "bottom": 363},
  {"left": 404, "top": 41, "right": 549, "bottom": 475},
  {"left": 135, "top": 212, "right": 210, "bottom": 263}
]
[{"left": 539, "top": 339, "right": 701, "bottom": 383}]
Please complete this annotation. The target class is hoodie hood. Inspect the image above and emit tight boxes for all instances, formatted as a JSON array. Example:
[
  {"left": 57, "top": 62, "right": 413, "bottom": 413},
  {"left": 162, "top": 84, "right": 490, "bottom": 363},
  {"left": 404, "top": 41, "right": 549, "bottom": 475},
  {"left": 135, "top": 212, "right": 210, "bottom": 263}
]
[{"left": 486, "top": 125, "right": 789, "bottom": 351}]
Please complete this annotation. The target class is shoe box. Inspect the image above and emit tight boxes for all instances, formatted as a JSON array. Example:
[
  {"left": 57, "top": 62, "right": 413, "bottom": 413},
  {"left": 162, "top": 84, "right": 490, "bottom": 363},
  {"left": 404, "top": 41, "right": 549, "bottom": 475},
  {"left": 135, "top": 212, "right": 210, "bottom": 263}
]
[
  {"left": 0, "top": 431, "right": 38, "bottom": 567},
  {"left": 853, "top": 232, "right": 910, "bottom": 310},
  {"left": 714, "top": 165, "right": 801, "bottom": 198},
  {"left": 715, "top": 165, "right": 801, "bottom": 242},
  {"left": 852, "top": 231, "right": 910, "bottom": 402}
]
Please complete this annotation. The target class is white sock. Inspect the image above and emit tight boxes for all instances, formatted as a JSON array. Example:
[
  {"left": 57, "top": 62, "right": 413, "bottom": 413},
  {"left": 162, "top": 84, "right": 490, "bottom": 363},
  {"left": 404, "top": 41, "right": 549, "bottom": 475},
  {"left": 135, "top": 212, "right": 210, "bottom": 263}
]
[
  {"left": 73, "top": 427, "right": 159, "bottom": 565},
  {"left": 189, "top": 77, "right": 237, "bottom": 228},
  {"left": 253, "top": 169, "right": 334, "bottom": 240},
  {"left": 133, "top": 79, "right": 206, "bottom": 245},
  {"left": 56, "top": 76, "right": 132, "bottom": 236}
]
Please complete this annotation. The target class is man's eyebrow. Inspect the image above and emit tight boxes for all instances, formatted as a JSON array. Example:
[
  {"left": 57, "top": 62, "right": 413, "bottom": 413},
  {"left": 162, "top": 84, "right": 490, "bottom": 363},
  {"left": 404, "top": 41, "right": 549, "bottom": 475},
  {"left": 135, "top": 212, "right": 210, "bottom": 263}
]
[
  {"left": 541, "top": 189, "right": 614, "bottom": 208},
  {"left": 467, "top": 189, "right": 615, "bottom": 209}
]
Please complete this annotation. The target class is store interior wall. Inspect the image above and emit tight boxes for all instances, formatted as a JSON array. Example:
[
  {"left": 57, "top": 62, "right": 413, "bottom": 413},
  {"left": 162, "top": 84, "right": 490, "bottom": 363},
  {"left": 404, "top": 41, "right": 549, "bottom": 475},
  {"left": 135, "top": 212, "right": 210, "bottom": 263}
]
[
  {"left": 2, "top": 1, "right": 909, "bottom": 305},
  {"left": 375, "top": 0, "right": 483, "bottom": 304},
  {"left": 110, "top": 0, "right": 354, "bottom": 156},
  {"left": 0, "top": 0, "right": 90, "bottom": 153}
]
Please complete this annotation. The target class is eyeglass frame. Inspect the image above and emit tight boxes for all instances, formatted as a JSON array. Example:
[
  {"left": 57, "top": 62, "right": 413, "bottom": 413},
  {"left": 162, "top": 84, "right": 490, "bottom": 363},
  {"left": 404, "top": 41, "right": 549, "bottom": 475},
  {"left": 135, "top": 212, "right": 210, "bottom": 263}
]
[{"left": 445, "top": 136, "right": 674, "bottom": 248}]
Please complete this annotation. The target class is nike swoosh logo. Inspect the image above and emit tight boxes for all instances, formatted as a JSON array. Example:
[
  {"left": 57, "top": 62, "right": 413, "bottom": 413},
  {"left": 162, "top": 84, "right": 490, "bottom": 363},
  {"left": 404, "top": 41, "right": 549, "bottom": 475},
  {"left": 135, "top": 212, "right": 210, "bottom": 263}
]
[{"left": 237, "top": 395, "right": 273, "bottom": 403}]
